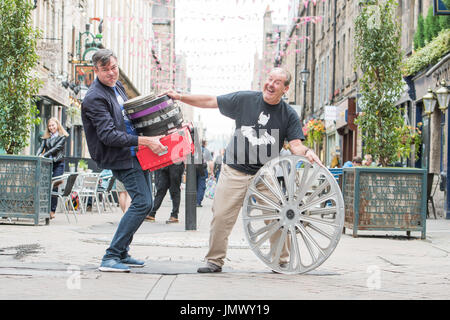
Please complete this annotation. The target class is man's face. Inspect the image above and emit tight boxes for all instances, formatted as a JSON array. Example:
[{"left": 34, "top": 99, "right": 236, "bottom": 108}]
[
  {"left": 262, "top": 70, "right": 289, "bottom": 105},
  {"left": 94, "top": 57, "right": 119, "bottom": 87}
]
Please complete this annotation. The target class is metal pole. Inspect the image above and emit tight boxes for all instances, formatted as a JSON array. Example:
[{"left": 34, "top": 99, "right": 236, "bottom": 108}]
[
  {"left": 185, "top": 127, "right": 199, "bottom": 230},
  {"left": 446, "top": 108, "right": 450, "bottom": 219},
  {"left": 185, "top": 153, "right": 197, "bottom": 230}
]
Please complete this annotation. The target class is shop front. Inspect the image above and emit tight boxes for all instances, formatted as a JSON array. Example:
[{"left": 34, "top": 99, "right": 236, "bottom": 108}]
[
  {"left": 335, "top": 97, "right": 357, "bottom": 164},
  {"left": 29, "top": 66, "right": 69, "bottom": 156},
  {"left": 413, "top": 54, "right": 449, "bottom": 219}
]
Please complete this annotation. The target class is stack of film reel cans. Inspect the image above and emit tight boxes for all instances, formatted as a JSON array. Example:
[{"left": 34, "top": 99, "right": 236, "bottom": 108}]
[{"left": 123, "top": 94, "right": 194, "bottom": 171}]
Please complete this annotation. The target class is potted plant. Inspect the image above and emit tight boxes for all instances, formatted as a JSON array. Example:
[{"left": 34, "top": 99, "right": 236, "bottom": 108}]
[
  {"left": 345, "top": 0, "right": 428, "bottom": 239},
  {"left": 0, "top": 1, "right": 51, "bottom": 225},
  {"left": 77, "top": 159, "right": 88, "bottom": 172},
  {"left": 68, "top": 163, "right": 76, "bottom": 173}
]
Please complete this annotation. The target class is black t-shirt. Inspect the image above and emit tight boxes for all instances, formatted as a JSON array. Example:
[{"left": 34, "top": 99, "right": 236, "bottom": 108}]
[{"left": 217, "top": 91, "right": 304, "bottom": 175}]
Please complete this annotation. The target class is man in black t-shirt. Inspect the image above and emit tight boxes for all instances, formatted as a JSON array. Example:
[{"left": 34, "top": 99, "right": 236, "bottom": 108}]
[{"left": 166, "top": 67, "right": 322, "bottom": 273}]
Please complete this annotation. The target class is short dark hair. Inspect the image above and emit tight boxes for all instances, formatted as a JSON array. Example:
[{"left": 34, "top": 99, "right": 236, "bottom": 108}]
[
  {"left": 92, "top": 49, "right": 117, "bottom": 68},
  {"left": 352, "top": 156, "right": 362, "bottom": 164}
]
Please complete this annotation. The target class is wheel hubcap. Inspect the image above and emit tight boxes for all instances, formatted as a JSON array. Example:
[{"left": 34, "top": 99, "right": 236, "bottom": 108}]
[{"left": 242, "top": 155, "right": 345, "bottom": 274}]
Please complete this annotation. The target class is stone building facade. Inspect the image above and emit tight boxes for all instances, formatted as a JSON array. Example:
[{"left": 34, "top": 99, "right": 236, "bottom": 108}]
[
  {"left": 27, "top": 0, "right": 184, "bottom": 163},
  {"left": 262, "top": 0, "right": 436, "bottom": 165},
  {"left": 261, "top": 0, "right": 448, "bottom": 217}
]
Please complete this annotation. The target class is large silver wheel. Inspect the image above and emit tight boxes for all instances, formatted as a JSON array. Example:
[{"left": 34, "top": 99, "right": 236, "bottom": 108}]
[{"left": 242, "top": 155, "right": 345, "bottom": 274}]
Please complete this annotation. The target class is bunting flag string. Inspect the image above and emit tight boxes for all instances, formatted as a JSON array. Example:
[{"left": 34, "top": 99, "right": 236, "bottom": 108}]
[{"left": 99, "top": 0, "right": 327, "bottom": 91}]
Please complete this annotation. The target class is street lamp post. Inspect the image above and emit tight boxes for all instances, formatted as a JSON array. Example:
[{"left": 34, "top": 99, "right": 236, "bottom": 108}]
[
  {"left": 422, "top": 88, "right": 437, "bottom": 218},
  {"left": 423, "top": 88, "right": 437, "bottom": 116},
  {"left": 434, "top": 80, "right": 450, "bottom": 219},
  {"left": 436, "top": 80, "right": 449, "bottom": 113},
  {"left": 300, "top": 68, "right": 310, "bottom": 119},
  {"left": 423, "top": 81, "right": 450, "bottom": 219}
]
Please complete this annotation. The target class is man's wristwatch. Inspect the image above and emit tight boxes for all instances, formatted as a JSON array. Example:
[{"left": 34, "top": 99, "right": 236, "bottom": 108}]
[{"left": 304, "top": 148, "right": 310, "bottom": 156}]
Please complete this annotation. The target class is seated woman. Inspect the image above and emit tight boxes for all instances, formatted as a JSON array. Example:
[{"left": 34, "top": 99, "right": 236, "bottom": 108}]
[{"left": 36, "top": 117, "right": 69, "bottom": 219}]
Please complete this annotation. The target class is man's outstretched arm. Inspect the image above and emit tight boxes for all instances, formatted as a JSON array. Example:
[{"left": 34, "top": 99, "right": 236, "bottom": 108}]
[{"left": 165, "top": 90, "right": 218, "bottom": 109}]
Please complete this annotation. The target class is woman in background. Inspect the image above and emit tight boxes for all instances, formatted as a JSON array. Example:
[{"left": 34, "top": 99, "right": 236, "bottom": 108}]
[{"left": 36, "top": 117, "right": 69, "bottom": 219}]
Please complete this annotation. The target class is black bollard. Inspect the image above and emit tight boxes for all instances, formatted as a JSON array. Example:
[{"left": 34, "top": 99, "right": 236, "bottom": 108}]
[
  {"left": 185, "top": 126, "right": 200, "bottom": 230},
  {"left": 185, "top": 152, "right": 197, "bottom": 230}
]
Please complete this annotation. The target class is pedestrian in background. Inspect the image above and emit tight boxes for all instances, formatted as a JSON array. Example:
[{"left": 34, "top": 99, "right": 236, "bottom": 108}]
[
  {"left": 81, "top": 49, "right": 166, "bottom": 273},
  {"left": 352, "top": 156, "right": 362, "bottom": 166},
  {"left": 330, "top": 152, "right": 340, "bottom": 168},
  {"left": 363, "top": 154, "right": 377, "bottom": 167},
  {"left": 276, "top": 141, "right": 291, "bottom": 192},
  {"left": 115, "top": 179, "right": 131, "bottom": 213},
  {"left": 145, "top": 161, "right": 185, "bottom": 223},
  {"left": 36, "top": 117, "right": 69, "bottom": 220},
  {"left": 213, "top": 148, "right": 224, "bottom": 181},
  {"left": 196, "top": 140, "right": 213, "bottom": 207},
  {"left": 99, "top": 169, "right": 131, "bottom": 213}
]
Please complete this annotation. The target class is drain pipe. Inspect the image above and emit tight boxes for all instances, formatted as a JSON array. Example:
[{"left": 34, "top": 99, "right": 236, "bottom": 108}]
[{"left": 331, "top": 0, "right": 337, "bottom": 104}]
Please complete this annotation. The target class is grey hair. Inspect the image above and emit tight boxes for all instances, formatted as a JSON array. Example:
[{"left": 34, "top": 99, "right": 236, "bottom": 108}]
[
  {"left": 92, "top": 49, "right": 117, "bottom": 68},
  {"left": 271, "top": 67, "right": 292, "bottom": 86}
]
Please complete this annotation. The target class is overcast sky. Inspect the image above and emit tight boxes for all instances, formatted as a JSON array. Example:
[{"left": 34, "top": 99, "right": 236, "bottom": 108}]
[{"left": 175, "top": 0, "right": 289, "bottom": 138}]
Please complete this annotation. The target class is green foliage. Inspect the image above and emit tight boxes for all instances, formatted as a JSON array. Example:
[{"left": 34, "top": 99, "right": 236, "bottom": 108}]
[
  {"left": 354, "top": 0, "right": 405, "bottom": 167},
  {"left": 413, "top": 14, "right": 425, "bottom": 50},
  {"left": 403, "top": 29, "right": 450, "bottom": 76},
  {"left": 424, "top": 5, "right": 442, "bottom": 43},
  {"left": 395, "top": 123, "right": 422, "bottom": 160},
  {"left": 443, "top": 0, "right": 450, "bottom": 9},
  {"left": 439, "top": 15, "right": 450, "bottom": 31},
  {"left": 0, "top": 0, "right": 42, "bottom": 154},
  {"left": 439, "top": 0, "right": 450, "bottom": 31},
  {"left": 78, "top": 159, "right": 88, "bottom": 170}
]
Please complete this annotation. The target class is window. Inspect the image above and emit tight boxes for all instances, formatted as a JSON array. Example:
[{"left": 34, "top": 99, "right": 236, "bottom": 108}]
[
  {"left": 326, "top": 55, "right": 330, "bottom": 103},
  {"left": 321, "top": 2, "right": 325, "bottom": 35},
  {"left": 152, "top": 4, "right": 169, "bottom": 20},
  {"left": 336, "top": 40, "right": 340, "bottom": 91},
  {"left": 315, "top": 65, "right": 319, "bottom": 108},
  {"left": 328, "top": 0, "right": 332, "bottom": 26},
  {"left": 321, "top": 60, "right": 325, "bottom": 107},
  {"left": 342, "top": 34, "right": 346, "bottom": 88}
]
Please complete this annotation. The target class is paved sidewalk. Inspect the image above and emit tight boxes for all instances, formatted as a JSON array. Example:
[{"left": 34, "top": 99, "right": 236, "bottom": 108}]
[{"left": 0, "top": 187, "right": 449, "bottom": 300}]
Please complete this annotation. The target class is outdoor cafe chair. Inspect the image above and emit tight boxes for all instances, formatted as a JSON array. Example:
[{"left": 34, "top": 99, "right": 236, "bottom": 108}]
[
  {"left": 78, "top": 172, "right": 104, "bottom": 214},
  {"left": 51, "top": 173, "right": 79, "bottom": 223},
  {"left": 100, "top": 175, "right": 117, "bottom": 213}
]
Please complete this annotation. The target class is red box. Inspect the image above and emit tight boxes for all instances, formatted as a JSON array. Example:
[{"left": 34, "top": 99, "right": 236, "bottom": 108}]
[{"left": 136, "top": 125, "right": 194, "bottom": 171}]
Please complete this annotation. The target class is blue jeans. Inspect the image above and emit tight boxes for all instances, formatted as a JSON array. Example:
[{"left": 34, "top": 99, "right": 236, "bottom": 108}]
[
  {"left": 197, "top": 168, "right": 208, "bottom": 205},
  {"left": 103, "top": 157, "right": 153, "bottom": 262}
]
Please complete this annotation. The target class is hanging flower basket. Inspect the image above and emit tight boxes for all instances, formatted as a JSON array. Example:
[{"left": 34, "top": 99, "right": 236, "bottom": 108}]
[
  {"left": 304, "top": 119, "right": 325, "bottom": 149},
  {"left": 395, "top": 123, "right": 422, "bottom": 160}
]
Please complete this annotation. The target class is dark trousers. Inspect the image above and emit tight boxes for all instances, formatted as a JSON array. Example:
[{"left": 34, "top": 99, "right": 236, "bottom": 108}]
[
  {"left": 103, "top": 157, "right": 153, "bottom": 262},
  {"left": 197, "top": 168, "right": 208, "bottom": 205},
  {"left": 51, "top": 161, "right": 65, "bottom": 212},
  {"left": 149, "top": 163, "right": 185, "bottom": 218}
]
